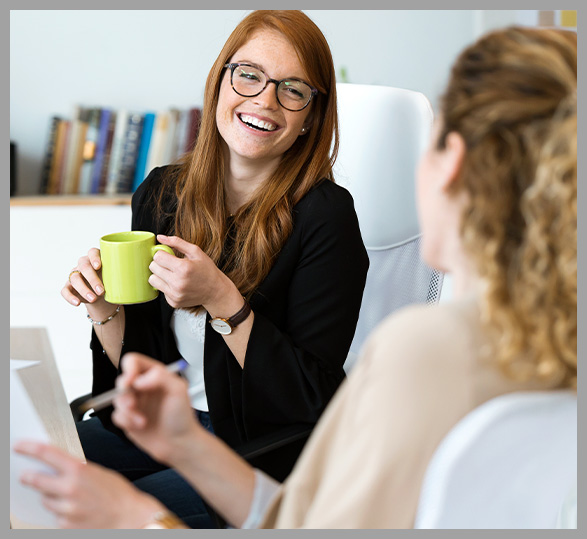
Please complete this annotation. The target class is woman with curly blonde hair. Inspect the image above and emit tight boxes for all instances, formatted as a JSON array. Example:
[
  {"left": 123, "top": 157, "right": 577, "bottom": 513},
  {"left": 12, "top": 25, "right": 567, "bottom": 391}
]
[{"left": 17, "top": 26, "right": 576, "bottom": 529}]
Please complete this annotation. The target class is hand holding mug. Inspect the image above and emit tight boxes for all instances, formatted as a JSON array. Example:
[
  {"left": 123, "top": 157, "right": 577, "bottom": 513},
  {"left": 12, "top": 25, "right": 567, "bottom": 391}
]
[
  {"left": 149, "top": 234, "right": 232, "bottom": 310},
  {"left": 62, "top": 248, "right": 106, "bottom": 307},
  {"left": 63, "top": 232, "right": 175, "bottom": 309}
]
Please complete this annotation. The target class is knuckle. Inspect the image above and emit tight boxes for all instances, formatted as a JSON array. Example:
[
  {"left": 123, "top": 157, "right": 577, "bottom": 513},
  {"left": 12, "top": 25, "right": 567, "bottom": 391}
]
[
  {"left": 165, "top": 295, "right": 178, "bottom": 309},
  {"left": 63, "top": 483, "right": 77, "bottom": 498},
  {"left": 177, "top": 262, "right": 190, "bottom": 278}
]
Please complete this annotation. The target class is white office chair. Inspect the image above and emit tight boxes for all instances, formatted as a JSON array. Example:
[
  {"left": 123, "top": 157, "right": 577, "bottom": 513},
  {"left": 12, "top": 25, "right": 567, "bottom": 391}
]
[
  {"left": 414, "top": 390, "right": 577, "bottom": 529},
  {"left": 334, "top": 83, "right": 443, "bottom": 372},
  {"left": 555, "top": 482, "right": 577, "bottom": 529}
]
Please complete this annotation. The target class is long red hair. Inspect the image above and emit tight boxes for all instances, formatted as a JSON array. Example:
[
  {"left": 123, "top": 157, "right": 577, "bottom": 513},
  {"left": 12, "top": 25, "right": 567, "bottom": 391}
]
[{"left": 156, "top": 10, "right": 338, "bottom": 300}]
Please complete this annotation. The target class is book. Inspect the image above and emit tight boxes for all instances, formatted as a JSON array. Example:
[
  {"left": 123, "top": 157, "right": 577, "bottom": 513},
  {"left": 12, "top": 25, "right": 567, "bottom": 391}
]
[
  {"left": 131, "top": 111, "right": 156, "bottom": 192},
  {"left": 39, "top": 116, "right": 62, "bottom": 194},
  {"left": 104, "top": 109, "right": 129, "bottom": 195},
  {"left": 70, "top": 108, "right": 90, "bottom": 194},
  {"left": 46, "top": 119, "right": 69, "bottom": 195},
  {"left": 116, "top": 112, "right": 144, "bottom": 193},
  {"left": 78, "top": 107, "right": 102, "bottom": 195},
  {"left": 97, "top": 111, "right": 117, "bottom": 194},
  {"left": 10, "top": 141, "right": 17, "bottom": 196},
  {"left": 90, "top": 108, "right": 112, "bottom": 194},
  {"left": 55, "top": 120, "right": 72, "bottom": 194},
  {"left": 162, "top": 108, "right": 180, "bottom": 165},
  {"left": 174, "top": 108, "right": 191, "bottom": 160},
  {"left": 144, "top": 111, "right": 169, "bottom": 177},
  {"left": 61, "top": 106, "right": 86, "bottom": 194}
]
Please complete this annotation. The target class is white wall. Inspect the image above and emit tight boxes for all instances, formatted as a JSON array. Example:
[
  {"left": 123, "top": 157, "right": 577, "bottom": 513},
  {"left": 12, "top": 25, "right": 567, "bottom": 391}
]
[
  {"left": 10, "top": 205, "right": 133, "bottom": 402},
  {"left": 10, "top": 10, "right": 518, "bottom": 195}
]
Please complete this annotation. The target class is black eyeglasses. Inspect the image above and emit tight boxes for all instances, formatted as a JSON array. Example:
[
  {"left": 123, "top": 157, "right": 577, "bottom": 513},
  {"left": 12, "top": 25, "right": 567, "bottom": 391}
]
[{"left": 224, "top": 63, "right": 318, "bottom": 112}]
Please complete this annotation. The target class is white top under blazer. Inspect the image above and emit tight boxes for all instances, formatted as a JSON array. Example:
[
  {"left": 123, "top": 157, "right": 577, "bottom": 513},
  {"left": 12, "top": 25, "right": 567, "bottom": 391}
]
[{"left": 170, "top": 308, "right": 208, "bottom": 412}]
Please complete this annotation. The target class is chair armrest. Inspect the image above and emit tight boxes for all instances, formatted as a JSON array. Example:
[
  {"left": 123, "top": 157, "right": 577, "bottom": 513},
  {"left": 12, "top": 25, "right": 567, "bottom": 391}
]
[
  {"left": 69, "top": 392, "right": 92, "bottom": 422},
  {"left": 236, "top": 424, "right": 313, "bottom": 461}
]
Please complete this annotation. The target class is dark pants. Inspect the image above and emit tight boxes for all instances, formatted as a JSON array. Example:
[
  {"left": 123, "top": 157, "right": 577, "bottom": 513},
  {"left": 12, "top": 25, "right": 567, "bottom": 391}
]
[{"left": 76, "top": 412, "right": 216, "bottom": 529}]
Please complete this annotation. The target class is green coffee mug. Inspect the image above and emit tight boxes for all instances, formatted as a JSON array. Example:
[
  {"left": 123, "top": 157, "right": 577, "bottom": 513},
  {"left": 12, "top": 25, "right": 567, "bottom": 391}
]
[{"left": 100, "top": 231, "right": 174, "bottom": 304}]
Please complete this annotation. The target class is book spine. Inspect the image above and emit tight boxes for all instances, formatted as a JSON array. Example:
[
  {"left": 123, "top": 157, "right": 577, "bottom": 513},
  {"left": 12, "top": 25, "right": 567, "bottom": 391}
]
[
  {"left": 47, "top": 120, "right": 68, "bottom": 195},
  {"left": 116, "top": 112, "right": 144, "bottom": 193},
  {"left": 78, "top": 107, "right": 102, "bottom": 195},
  {"left": 131, "top": 111, "right": 156, "bottom": 192},
  {"left": 90, "top": 108, "right": 112, "bottom": 194},
  {"left": 61, "top": 107, "right": 82, "bottom": 195},
  {"left": 104, "top": 109, "right": 129, "bottom": 195},
  {"left": 174, "top": 109, "right": 190, "bottom": 161},
  {"left": 39, "top": 116, "right": 62, "bottom": 194},
  {"left": 71, "top": 110, "right": 89, "bottom": 195},
  {"left": 55, "top": 120, "right": 72, "bottom": 194},
  {"left": 162, "top": 108, "right": 180, "bottom": 165},
  {"left": 145, "top": 111, "right": 168, "bottom": 176},
  {"left": 97, "top": 111, "right": 117, "bottom": 194}
]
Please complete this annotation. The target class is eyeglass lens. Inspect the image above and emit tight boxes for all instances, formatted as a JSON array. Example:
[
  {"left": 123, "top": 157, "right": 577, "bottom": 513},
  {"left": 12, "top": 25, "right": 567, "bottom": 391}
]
[{"left": 231, "top": 65, "right": 312, "bottom": 111}]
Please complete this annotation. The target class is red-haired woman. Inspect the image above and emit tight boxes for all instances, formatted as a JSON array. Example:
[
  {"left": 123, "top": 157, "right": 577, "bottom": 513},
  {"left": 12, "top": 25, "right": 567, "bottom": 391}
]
[{"left": 60, "top": 10, "right": 368, "bottom": 527}]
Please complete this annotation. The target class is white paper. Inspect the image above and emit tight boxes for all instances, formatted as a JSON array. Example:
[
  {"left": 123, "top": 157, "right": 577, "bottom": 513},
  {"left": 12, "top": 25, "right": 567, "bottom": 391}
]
[
  {"left": 10, "top": 368, "right": 58, "bottom": 528},
  {"left": 10, "top": 358, "right": 41, "bottom": 370}
]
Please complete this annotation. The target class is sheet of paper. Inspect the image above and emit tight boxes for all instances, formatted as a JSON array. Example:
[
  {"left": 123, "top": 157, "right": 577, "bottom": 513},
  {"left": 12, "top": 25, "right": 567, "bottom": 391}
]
[
  {"left": 10, "top": 368, "right": 58, "bottom": 528},
  {"left": 10, "top": 358, "right": 41, "bottom": 370}
]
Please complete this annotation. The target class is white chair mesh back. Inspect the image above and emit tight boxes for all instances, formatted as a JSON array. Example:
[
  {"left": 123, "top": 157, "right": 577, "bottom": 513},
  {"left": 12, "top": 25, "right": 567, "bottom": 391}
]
[
  {"left": 346, "top": 235, "right": 443, "bottom": 370},
  {"left": 414, "top": 390, "right": 577, "bottom": 529}
]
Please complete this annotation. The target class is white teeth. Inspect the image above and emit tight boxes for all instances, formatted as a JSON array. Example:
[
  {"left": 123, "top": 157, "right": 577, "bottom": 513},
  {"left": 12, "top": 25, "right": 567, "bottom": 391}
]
[{"left": 239, "top": 114, "right": 277, "bottom": 131}]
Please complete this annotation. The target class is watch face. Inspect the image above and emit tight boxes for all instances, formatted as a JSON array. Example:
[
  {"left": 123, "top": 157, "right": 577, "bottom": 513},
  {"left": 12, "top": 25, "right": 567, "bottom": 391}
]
[{"left": 210, "top": 318, "right": 232, "bottom": 335}]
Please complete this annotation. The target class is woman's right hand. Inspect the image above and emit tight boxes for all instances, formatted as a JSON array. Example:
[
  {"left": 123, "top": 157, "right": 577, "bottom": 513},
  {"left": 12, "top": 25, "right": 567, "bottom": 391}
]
[{"left": 61, "top": 248, "right": 106, "bottom": 307}]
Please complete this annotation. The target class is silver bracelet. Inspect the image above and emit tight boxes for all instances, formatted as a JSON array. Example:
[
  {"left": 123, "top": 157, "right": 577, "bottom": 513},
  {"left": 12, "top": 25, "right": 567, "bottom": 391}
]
[{"left": 87, "top": 305, "right": 121, "bottom": 326}]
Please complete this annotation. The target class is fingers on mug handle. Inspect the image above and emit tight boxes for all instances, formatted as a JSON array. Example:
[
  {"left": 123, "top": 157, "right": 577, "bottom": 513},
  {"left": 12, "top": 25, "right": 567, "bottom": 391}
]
[{"left": 152, "top": 245, "right": 175, "bottom": 257}]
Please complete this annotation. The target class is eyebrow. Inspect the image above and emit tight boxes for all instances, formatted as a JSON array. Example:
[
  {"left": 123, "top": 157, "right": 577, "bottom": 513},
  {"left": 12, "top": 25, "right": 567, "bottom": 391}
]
[
  {"left": 233, "top": 60, "right": 309, "bottom": 84},
  {"left": 233, "top": 60, "right": 263, "bottom": 70}
]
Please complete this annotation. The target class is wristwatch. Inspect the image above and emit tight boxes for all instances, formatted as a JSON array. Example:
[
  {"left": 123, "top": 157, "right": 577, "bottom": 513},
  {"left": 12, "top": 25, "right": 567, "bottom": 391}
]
[
  {"left": 142, "top": 510, "right": 188, "bottom": 529},
  {"left": 209, "top": 299, "right": 252, "bottom": 335}
]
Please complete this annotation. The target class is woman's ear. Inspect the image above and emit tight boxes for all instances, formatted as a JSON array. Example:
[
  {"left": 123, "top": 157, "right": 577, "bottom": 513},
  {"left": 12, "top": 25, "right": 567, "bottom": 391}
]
[
  {"left": 299, "top": 111, "right": 315, "bottom": 136},
  {"left": 438, "top": 132, "right": 466, "bottom": 190}
]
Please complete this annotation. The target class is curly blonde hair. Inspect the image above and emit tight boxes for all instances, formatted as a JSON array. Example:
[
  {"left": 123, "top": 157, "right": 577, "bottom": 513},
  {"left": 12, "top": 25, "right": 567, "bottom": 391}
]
[{"left": 438, "top": 27, "right": 577, "bottom": 388}]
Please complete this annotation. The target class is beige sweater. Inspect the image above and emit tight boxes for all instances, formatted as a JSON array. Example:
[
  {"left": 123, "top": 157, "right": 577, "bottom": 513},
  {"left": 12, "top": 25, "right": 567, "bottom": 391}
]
[{"left": 260, "top": 298, "right": 553, "bottom": 528}]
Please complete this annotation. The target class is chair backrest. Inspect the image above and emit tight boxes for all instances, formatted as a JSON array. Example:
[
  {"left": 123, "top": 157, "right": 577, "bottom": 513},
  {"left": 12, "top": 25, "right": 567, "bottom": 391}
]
[
  {"left": 414, "top": 390, "right": 577, "bottom": 529},
  {"left": 555, "top": 482, "right": 577, "bottom": 529},
  {"left": 334, "top": 83, "right": 443, "bottom": 371}
]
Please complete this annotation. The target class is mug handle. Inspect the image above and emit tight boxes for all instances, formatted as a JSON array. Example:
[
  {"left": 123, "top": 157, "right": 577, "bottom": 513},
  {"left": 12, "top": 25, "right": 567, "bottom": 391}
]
[{"left": 151, "top": 244, "right": 174, "bottom": 257}]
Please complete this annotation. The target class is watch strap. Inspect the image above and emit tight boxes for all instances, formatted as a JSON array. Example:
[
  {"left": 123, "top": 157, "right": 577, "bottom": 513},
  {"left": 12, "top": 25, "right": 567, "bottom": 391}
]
[{"left": 225, "top": 299, "right": 252, "bottom": 328}]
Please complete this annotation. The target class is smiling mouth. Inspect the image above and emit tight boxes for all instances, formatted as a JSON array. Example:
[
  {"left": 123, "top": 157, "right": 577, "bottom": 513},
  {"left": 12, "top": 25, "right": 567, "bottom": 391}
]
[{"left": 238, "top": 113, "right": 278, "bottom": 132}]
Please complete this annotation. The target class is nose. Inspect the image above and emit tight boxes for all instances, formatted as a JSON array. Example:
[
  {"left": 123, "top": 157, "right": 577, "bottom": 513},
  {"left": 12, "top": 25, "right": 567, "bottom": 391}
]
[{"left": 251, "top": 81, "right": 280, "bottom": 110}]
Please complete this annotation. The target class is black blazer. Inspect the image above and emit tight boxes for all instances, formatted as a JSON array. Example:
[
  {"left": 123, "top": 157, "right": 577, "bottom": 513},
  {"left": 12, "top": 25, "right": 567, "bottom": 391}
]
[{"left": 91, "top": 166, "right": 369, "bottom": 480}]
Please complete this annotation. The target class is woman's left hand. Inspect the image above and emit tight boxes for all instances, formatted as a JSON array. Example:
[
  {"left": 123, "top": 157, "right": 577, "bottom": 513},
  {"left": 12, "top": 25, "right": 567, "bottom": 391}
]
[
  {"left": 13, "top": 441, "right": 166, "bottom": 529},
  {"left": 149, "top": 234, "right": 232, "bottom": 310}
]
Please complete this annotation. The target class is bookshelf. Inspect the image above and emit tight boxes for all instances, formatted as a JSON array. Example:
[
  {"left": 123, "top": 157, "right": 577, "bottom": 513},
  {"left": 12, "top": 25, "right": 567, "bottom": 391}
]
[{"left": 10, "top": 194, "right": 132, "bottom": 207}]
